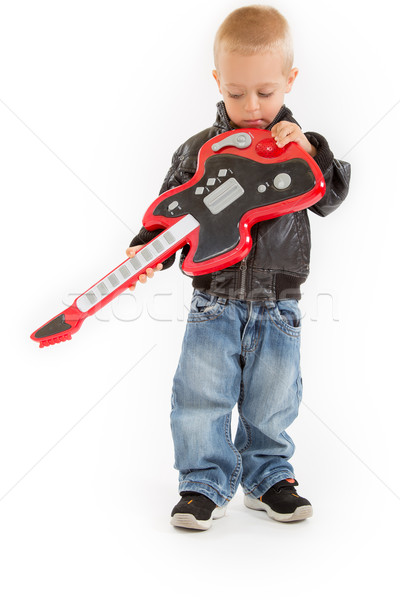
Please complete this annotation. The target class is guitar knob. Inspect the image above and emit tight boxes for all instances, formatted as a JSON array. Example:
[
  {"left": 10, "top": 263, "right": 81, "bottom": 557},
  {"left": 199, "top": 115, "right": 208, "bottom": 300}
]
[
  {"left": 255, "top": 138, "right": 285, "bottom": 158},
  {"left": 212, "top": 132, "right": 252, "bottom": 152},
  {"left": 273, "top": 173, "right": 292, "bottom": 190}
]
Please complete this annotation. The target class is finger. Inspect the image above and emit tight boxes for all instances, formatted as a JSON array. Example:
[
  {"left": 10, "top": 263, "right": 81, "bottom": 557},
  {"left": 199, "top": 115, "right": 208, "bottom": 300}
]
[
  {"left": 272, "top": 121, "right": 289, "bottom": 136},
  {"left": 279, "top": 131, "right": 303, "bottom": 147},
  {"left": 129, "top": 284, "right": 136, "bottom": 291},
  {"left": 270, "top": 124, "right": 278, "bottom": 136},
  {"left": 275, "top": 129, "right": 296, "bottom": 146},
  {"left": 274, "top": 125, "right": 299, "bottom": 146},
  {"left": 126, "top": 244, "right": 144, "bottom": 257},
  {"left": 275, "top": 135, "right": 290, "bottom": 147},
  {"left": 138, "top": 273, "right": 147, "bottom": 283},
  {"left": 146, "top": 264, "right": 163, "bottom": 277},
  {"left": 274, "top": 125, "right": 291, "bottom": 140}
]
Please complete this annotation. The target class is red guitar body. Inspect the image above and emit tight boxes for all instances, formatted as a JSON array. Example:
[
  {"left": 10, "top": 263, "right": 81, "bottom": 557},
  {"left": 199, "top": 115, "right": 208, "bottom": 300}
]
[
  {"left": 31, "top": 128, "right": 325, "bottom": 347},
  {"left": 143, "top": 128, "right": 324, "bottom": 274}
]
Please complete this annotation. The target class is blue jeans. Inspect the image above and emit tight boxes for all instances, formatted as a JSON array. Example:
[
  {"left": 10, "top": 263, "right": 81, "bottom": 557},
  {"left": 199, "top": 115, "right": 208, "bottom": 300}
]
[{"left": 170, "top": 289, "right": 303, "bottom": 507}]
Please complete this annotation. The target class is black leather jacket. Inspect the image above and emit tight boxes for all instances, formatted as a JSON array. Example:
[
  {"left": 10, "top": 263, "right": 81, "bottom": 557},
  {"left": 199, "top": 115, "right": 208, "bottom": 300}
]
[{"left": 130, "top": 101, "right": 351, "bottom": 301}]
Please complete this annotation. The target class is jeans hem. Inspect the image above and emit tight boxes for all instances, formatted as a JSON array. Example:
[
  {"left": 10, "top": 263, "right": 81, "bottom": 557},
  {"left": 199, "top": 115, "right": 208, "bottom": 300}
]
[
  {"left": 179, "top": 480, "right": 233, "bottom": 506},
  {"left": 242, "top": 471, "right": 295, "bottom": 499}
]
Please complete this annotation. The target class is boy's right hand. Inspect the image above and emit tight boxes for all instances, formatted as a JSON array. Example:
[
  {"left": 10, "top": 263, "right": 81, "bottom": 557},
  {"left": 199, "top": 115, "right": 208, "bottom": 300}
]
[{"left": 125, "top": 245, "right": 163, "bottom": 291}]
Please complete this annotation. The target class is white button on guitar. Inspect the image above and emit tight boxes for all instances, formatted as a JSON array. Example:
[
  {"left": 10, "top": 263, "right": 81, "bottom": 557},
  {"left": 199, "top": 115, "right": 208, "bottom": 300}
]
[
  {"left": 168, "top": 200, "right": 179, "bottom": 211},
  {"left": 273, "top": 173, "right": 291, "bottom": 189}
]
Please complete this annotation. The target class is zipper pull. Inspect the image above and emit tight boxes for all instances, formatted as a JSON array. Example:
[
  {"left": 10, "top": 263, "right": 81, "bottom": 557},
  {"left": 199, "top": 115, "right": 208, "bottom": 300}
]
[{"left": 240, "top": 256, "right": 248, "bottom": 269}]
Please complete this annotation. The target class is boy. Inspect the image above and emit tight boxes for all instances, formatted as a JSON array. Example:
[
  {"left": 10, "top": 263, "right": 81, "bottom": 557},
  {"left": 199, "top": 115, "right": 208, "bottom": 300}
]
[{"left": 126, "top": 5, "right": 350, "bottom": 530}]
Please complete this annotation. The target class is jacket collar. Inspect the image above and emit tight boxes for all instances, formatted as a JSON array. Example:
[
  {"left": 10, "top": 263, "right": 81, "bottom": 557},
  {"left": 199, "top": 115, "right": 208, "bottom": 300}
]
[{"left": 213, "top": 100, "right": 295, "bottom": 131}]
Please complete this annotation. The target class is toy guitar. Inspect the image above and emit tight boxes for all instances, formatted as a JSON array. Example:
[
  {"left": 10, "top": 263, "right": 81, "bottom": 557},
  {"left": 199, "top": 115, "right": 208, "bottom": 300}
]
[{"left": 31, "top": 128, "right": 325, "bottom": 347}]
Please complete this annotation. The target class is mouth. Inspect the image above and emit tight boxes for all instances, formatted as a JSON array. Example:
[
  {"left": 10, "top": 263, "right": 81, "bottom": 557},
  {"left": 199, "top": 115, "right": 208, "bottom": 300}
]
[{"left": 243, "top": 119, "right": 264, "bottom": 127}]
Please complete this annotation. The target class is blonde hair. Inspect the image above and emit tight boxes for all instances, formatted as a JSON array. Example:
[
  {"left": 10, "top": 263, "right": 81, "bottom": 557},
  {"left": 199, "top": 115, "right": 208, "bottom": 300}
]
[{"left": 214, "top": 5, "right": 293, "bottom": 76}]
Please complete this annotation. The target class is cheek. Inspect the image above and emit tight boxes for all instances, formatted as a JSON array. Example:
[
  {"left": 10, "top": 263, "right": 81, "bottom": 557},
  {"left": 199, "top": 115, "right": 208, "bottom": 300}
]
[
  {"left": 225, "top": 102, "right": 241, "bottom": 120},
  {"left": 221, "top": 95, "right": 232, "bottom": 110},
  {"left": 224, "top": 97, "right": 240, "bottom": 113}
]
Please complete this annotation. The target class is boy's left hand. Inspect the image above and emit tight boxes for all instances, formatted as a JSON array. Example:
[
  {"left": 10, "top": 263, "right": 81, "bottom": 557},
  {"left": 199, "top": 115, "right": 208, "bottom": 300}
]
[{"left": 271, "top": 121, "right": 317, "bottom": 157}]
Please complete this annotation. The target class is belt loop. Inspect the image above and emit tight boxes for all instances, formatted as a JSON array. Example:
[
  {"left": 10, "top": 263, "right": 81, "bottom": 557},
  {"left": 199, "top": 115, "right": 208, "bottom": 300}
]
[{"left": 272, "top": 273, "right": 277, "bottom": 299}]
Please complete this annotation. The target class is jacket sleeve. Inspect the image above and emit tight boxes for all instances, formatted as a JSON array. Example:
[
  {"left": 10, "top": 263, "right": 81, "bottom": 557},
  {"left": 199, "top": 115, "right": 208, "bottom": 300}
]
[
  {"left": 304, "top": 131, "right": 351, "bottom": 217},
  {"left": 128, "top": 146, "right": 186, "bottom": 269}
]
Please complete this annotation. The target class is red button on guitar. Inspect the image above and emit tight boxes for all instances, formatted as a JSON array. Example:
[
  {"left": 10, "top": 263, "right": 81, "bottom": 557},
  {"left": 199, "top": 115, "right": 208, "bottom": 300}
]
[{"left": 255, "top": 138, "right": 286, "bottom": 158}]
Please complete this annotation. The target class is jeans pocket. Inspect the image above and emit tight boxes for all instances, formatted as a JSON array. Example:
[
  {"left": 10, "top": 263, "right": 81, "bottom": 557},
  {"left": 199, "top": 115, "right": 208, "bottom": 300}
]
[
  {"left": 267, "top": 299, "right": 302, "bottom": 336},
  {"left": 188, "top": 290, "right": 227, "bottom": 321}
]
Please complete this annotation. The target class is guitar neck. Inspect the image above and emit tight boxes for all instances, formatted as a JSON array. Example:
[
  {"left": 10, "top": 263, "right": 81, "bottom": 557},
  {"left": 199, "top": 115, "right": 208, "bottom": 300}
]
[
  {"left": 75, "top": 214, "right": 199, "bottom": 315},
  {"left": 30, "top": 214, "right": 200, "bottom": 348}
]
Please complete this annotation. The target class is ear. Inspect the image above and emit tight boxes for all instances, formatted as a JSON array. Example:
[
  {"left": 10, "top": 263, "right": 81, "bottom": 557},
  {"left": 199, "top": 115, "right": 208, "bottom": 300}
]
[
  {"left": 212, "top": 69, "right": 222, "bottom": 94},
  {"left": 285, "top": 67, "right": 299, "bottom": 93}
]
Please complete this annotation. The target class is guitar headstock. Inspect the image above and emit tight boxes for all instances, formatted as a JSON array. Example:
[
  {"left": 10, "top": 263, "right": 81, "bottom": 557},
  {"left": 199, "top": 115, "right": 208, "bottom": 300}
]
[{"left": 31, "top": 306, "right": 85, "bottom": 348}]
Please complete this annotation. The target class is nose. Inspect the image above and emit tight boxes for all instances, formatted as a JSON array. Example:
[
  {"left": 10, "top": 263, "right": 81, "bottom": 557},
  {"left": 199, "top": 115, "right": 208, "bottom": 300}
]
[{"left": 244, "top": 93, "right": 260, "bottom": 114}]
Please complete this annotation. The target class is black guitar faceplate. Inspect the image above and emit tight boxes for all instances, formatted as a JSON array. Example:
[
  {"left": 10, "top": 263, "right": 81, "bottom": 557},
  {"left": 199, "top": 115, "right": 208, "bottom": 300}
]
[{"left": 153, "top": 154, "right": 315, "bottom": 263}]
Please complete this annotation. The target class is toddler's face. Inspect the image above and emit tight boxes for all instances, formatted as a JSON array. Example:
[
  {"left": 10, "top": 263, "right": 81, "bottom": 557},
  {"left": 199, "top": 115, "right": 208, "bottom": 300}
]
[{"left": 213, "top": 49, "right": 298, "bottom": 129}]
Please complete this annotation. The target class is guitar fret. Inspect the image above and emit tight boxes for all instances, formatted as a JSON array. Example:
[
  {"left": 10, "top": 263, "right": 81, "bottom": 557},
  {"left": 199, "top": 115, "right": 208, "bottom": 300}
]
[
  {"left": 152, "top": 238, "right": 164, "bottom": 253},
  {"left": 119, "top": 264, "right": 131, "bottom": 279},
  {"left": 163, "top": 230, "right": 175, "bottom": 245},
  {"left": 141, "top": 246, "right": 153, "bottom": 262},
  {"left": 97, "top": 281, "right": 108, "bottom": 295},
  {"left": 86, "top": 291, "right": 97, "bottom": 305},
  {"left": 129, "top": 256, "right": 142, "bottom": 270},
  {"left": 107, "top": 273, "right": 119, "bottom": 288}
]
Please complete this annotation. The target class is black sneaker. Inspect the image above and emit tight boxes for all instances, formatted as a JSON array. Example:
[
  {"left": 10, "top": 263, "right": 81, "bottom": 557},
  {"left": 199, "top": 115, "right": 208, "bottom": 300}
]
[
  {"left": 244, "top": 478, "right": 313, "bottom": 522},
  {"left": 170, "top": 492, "right": 227, "bottom": 530}
]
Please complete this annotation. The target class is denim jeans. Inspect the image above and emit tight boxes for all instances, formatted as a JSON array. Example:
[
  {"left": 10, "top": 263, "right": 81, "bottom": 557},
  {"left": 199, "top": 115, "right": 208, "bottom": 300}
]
[{"left": 170, "top": 289, "right": 303, "bottom": 507}]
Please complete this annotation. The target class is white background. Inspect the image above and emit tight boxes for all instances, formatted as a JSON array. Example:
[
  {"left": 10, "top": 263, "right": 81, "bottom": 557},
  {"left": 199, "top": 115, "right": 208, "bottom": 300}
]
[{"left": 1, "top": 0, "right": 399, "bottom": 597}]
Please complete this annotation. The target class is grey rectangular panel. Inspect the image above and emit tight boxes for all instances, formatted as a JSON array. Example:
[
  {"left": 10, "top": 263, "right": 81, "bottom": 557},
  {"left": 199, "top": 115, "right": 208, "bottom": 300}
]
[
  {"left": 203, "top": 177, "right": 244, "bottom": 215},
  {"left": 163, "top": 230, "right": 175, "bottom": 245},
  {"left": 86, "top": 291, "right": 97, "bottom": 305},
  {"left": 152, "top": 238, "right": 164, "bottom": 254},
  {"left": 97, "top": 281, "right": 108, "bottom": 295},
  {"left": 129, "top": 256, "right": 142, "bottom": 271},
  {"left": 108, "top": 273, "right": 119, "bottom": 288},
  {"left": 119, "top": 264, "right": 130, "bottom": 279},
  {"left": 141, "top": 247, "right": 153, "bottom": 262}
]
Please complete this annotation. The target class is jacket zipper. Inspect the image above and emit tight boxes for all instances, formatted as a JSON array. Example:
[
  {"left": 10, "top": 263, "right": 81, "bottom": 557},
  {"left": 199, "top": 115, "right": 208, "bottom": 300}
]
[{"left": 239, "top": 256, "right": 248, "bottom": 300}]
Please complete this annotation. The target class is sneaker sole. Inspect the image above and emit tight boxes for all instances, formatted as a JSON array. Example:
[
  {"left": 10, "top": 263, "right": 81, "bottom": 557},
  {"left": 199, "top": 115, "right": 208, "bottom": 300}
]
[
  {"left": 170, "top": 505, "right": 227, "bottom": 530},
  {"left": 244, "top": 495, "right": 313, "bottom": 522}
]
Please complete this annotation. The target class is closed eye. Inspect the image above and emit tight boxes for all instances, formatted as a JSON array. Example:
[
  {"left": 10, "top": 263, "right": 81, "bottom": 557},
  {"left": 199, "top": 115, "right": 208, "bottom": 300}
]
[{"left": 228, "top": 92, "right": 273, "bottom": 99}]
